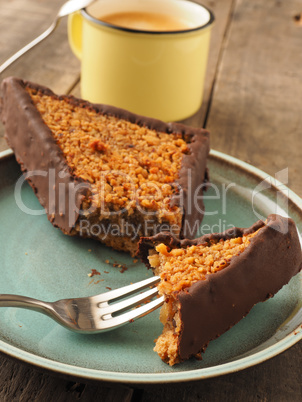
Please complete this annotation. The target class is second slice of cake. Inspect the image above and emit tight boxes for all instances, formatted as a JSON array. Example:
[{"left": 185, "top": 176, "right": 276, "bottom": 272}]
[
  {"left": 0, "top": 77, "right": 210, "bottom": 255},
  {"left": 138, "top": 214, "right": 302, "bottom": 365}
]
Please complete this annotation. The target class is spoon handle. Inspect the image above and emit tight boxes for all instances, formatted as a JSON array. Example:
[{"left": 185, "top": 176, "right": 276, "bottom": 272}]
[{"left": 0, "top": 19, "right": 60, "bottom": 75}]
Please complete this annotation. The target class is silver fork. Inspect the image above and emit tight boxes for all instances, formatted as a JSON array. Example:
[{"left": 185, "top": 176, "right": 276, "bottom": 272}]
[
  {"left": 0, "top": 0, "right": 96, "bottom": 74},
  {"left": 0, "top": 276, "right": 164, "bottom": 333}
]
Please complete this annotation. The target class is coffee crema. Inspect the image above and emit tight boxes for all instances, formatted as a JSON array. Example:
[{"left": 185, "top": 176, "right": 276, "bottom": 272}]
[{"left": 98, "top": 11, "right": 189, "bottom": 32}]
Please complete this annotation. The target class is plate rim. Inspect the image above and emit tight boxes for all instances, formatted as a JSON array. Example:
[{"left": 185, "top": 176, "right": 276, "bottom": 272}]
[{"left": 0, "top": 148, "right": 301, "bottom": 384}]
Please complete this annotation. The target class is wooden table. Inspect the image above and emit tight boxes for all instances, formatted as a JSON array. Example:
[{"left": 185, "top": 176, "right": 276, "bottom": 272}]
[{"left": 0, "top": 0, "right": 301, "bottom": 400}]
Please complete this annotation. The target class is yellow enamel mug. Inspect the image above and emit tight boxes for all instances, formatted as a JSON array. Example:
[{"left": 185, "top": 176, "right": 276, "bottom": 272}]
[{"left": 68, "top": 0, "right": 214, "bottom": 121}]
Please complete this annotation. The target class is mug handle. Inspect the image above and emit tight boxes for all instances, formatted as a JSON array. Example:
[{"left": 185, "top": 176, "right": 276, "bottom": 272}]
[{"left": 67, "top": 12, "right": 83, "bottom": 60}]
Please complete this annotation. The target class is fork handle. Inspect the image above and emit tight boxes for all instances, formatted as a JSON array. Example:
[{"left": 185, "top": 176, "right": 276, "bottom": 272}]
[
  {"left": 0, "top": 294, "right": 53, "bottom": 316},
  {"left": 0, "top": 19, "right": 60, "bottom": 74}
]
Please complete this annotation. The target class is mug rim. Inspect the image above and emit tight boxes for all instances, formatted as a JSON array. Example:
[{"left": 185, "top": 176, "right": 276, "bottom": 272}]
[{"left": 81, "top": 0, "right": 215, "bottom": 35}]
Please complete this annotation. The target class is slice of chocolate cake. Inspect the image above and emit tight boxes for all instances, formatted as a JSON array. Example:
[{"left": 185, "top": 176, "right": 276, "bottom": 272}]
[
  {"left": 138, "top": 214, "right": 302, "bottom": 365},
  {"left": 0, "top": 77, "right": 209, "bottom": 255}
]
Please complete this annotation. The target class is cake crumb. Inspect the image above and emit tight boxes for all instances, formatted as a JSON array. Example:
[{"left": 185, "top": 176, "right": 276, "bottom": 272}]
[
  {"left": 89, "top": 139, "right": 109, "bottom": 152},
  {"left": 293, "top": 13, "right": 302, "bottom": 26},
  {"left": 106, "top": 286, "right": 112, "bottom": 290},
  {"left": 88, "top": 249, "right": 92, "bottom": 252},
  {"left": 112, "top": 261, "right": 128, "bottom": 273},
  {"left": 88, "top": 278, "right": 104, "bottom": 285},
  {"left": 25, "top": 252, "right": 28, "bottom": 255},
  {"left": 120, "top": 265, "right": 128, "bottom": 273},
  {"left": 88, "top": 269, "right": 101, "bottom": 277},
  {"left": 105, "top": 259, "right": 110, "bottom": 264},
  {"left": 133, "top": 259, "right": 138, "bottom": 263},
  {"left": 104, "top": 271, "right": 109, "bottom": 274}
]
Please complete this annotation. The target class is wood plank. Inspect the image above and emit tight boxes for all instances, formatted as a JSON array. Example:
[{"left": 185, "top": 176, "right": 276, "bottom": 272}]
[
  {"left": 0, "top": 340, "right": 301, "bottom": 401},
  {"left": 0, "top": 0, "right": 301, "bottom": 400},
  {"left": 0, "top": 0, "right": 80, "bottom": 151},
  {"left": 0, "top": 354, "right": 133, "bottom": 402},
  {"left": 181, "top": 0, "right": 236, "bottom": 127},
  {"left": 206, "top": 0, "right": 302, "bottom": 197},
  {"left": 0, "top": 0, "right": 80, "bottom": 88}
]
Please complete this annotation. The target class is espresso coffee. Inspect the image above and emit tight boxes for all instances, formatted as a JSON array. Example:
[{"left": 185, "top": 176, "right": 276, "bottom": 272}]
[{"left": 99, "top": 11, "right": 189, "bottom": 31}]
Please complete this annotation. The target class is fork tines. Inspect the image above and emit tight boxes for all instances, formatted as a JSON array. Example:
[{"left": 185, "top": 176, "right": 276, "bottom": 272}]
[{"left": 97, "top": 276, "right": 164, "bottom": 330}]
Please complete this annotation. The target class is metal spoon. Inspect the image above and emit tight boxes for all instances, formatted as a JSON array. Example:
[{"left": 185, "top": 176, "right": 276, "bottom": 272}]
[{"left": 0, "top": 0, "right": 96, "bottom": 74}]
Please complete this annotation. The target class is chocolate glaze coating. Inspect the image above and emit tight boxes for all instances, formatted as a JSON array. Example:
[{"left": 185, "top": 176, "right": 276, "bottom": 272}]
[
  {"left": 0, "top": 78, "right": 89, "bottom": 233},
  {"left": 138, "top": 214, "right": 302, "bottom": 362},
  {"left": 0, "top": 77, "right": 209, "bottom": 238}
]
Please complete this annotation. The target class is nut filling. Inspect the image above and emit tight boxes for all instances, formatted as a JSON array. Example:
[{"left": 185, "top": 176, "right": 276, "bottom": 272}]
[
  {"left": 148, "top": 229, "right": 259, "bottom": 365},
  {"left": 27, "top": 87, "right": 191, "bottom": 255}
]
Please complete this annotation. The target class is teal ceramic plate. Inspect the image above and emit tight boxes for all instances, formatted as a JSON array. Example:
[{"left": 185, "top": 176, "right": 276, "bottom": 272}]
[{"left": 0, "top": 149, "right": 301, "bottom": 383}]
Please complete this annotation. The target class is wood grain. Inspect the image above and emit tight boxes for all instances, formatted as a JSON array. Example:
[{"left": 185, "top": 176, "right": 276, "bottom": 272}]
[
  {"left": 0, "top": 342, "right": 301, "bottom": 401},
  {"left": 0, "top": 355, "right": 133, "bottom": 402},
  {"left": 0, "top": 0, "right": 301, "bottom": 401},
  {"left": 0, "top": 0, "right": 80, "bottom": 89},
  {"left": 0, "top": 0, "right": 80, "bottom": 151},
  {"left": 205, "top": 0, "right": 302, "bottom": 197},
  {"left": 181, "top": 0, "right": 236, "bottom": 127}
]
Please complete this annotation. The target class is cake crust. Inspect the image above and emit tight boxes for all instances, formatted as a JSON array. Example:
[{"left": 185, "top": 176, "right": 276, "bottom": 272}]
[
  {"left": 0, "top": 77, "right": 209, "bottom": 249},
  {"left": 138, "top": 214, "right": 302, "bottom": 363}
]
